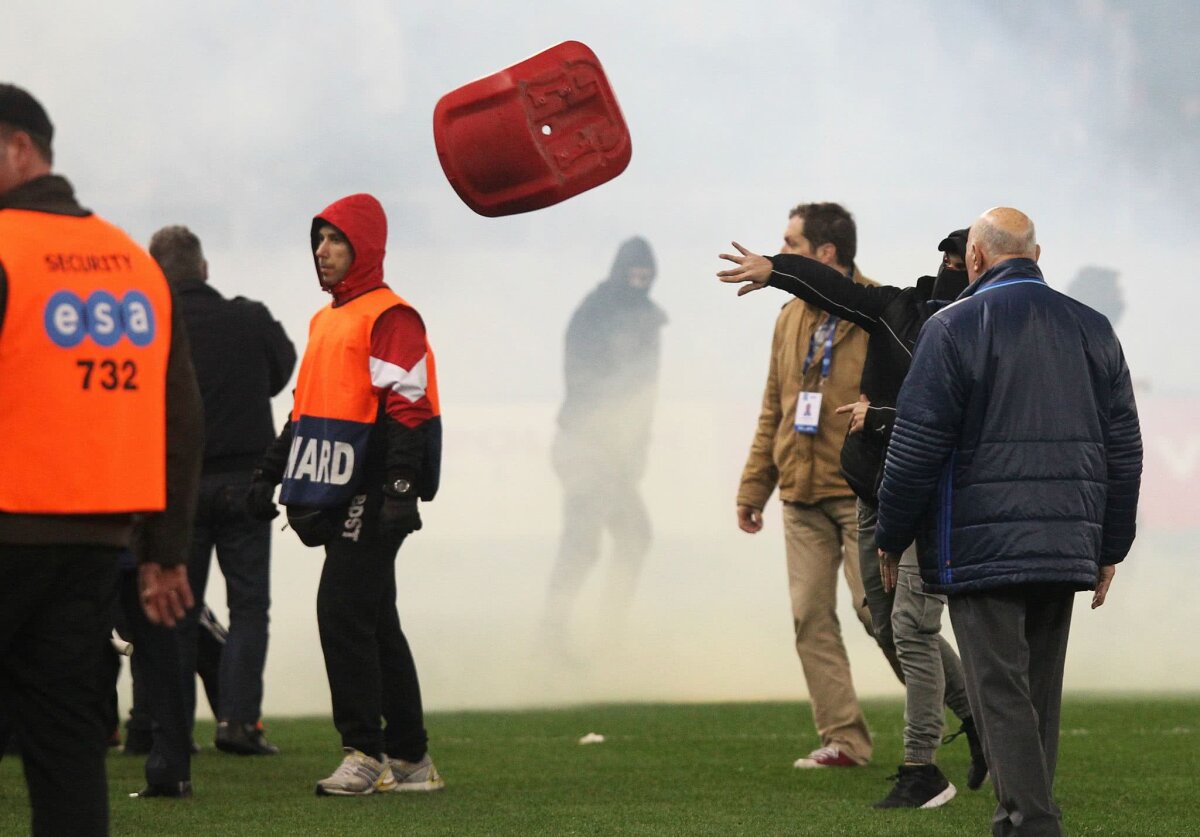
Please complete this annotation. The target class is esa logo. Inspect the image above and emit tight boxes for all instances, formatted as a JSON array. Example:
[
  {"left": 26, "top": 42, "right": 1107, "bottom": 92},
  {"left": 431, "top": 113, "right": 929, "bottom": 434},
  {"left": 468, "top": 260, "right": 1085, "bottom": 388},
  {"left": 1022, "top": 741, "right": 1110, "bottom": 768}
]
[{"left": 44, "top": 290, "right": 156, "bottom": 348}]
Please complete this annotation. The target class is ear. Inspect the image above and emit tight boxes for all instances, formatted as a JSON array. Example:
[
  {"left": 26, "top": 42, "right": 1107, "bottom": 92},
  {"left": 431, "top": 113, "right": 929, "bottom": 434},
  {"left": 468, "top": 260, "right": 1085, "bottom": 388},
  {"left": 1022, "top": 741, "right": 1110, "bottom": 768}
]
[
  {"left": 815, "top": 242, "right": 838, "bottom": 267},
  {"left": 1032, "top": 244, "right": 1042, "bottom": 263},
  {"left": 969, "top": 243, "right": 984, "bottom": 274}
]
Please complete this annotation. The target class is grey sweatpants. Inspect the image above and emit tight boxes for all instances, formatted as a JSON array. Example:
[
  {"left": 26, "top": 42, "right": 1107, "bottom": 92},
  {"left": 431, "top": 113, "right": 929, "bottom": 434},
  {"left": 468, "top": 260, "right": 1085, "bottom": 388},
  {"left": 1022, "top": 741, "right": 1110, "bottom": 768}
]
[{"left": 857, "top": 499, "right": 973, "bottom": 763}]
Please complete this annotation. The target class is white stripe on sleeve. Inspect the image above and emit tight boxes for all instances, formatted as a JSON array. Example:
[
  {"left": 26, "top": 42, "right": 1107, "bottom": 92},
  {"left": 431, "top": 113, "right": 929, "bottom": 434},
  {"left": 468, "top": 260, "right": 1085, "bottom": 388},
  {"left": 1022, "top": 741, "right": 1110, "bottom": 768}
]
[{"left": 369, "top": 353, "right": 428, "bottom": 403}]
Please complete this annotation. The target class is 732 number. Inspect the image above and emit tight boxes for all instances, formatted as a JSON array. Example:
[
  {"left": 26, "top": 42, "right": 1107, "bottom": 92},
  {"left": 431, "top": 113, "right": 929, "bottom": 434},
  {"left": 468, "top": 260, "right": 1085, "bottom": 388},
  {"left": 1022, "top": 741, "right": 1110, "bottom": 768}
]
[{"left": 77, "top": 359, "right": 138, "bottom": 390}]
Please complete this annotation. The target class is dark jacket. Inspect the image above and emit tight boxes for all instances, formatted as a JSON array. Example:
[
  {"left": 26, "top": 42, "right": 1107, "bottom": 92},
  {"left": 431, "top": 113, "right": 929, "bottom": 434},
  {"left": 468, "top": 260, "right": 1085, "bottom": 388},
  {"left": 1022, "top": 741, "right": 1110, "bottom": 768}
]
[
  {"left": 874, "top": 259, "right": 1143, "bottom": 594},
  {"left": 0, "top": 175, "right": 203, "bottom": 565},
  {"left": 172, "top": 277, "right": 294, "bottom": 473},
  {"left": 765, "top": 254, "right": 966, "bottom": 503},
  {"left": 556, "top": 239, "right": 665, "bottom": 475}
]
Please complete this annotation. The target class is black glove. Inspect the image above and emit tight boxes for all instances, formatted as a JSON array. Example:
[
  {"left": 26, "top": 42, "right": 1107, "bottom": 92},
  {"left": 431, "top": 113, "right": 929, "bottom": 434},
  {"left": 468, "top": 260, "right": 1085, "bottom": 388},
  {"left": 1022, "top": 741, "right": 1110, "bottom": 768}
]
[
  {"left": 286, "top": 506, "right": 337, "bottom": 547},
  {"left": 245, "top": 472, "right": 280, "bottom": 521},
  {"left": 378, "top": 495, "right": 421, "bottom": 539}
]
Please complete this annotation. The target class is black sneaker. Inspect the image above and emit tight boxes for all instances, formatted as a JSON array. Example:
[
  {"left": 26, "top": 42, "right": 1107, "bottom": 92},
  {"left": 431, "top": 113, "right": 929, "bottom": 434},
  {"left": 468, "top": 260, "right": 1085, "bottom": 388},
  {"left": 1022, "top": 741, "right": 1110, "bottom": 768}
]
[
  {"left": 960, "top": 718, "right": 989, "bottom": 790},
  {"left": 872, "top": 764, "right": 956, "bottom": 809},
  {"left": 214, "top": 721, "right": 280, "bottom": 756}
]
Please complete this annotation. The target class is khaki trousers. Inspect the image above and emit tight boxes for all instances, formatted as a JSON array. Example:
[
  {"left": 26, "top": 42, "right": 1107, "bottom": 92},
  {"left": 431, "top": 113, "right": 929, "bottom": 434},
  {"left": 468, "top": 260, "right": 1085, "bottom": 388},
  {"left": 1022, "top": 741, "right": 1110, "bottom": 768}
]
[{"left": 782, "top": 498, "right": 873, "bottom": 763}]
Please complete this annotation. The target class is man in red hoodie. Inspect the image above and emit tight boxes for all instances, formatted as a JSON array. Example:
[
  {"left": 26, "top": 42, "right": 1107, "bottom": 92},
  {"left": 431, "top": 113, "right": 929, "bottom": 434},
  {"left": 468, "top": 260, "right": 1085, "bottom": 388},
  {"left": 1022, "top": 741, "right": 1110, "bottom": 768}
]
[{"left": 247, "top": 193, "right": 444, "bottom": 795}]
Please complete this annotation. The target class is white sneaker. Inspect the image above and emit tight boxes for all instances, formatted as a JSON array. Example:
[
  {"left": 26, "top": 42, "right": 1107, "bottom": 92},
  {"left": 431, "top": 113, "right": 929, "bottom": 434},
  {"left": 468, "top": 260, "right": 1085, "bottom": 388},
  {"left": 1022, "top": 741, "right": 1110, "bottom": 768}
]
[
  {"left": 382, "top": 753, "right": 445, "bottom": 792},
  {"left": 315, "top": 748, "right": 390, "bottom": 796}
]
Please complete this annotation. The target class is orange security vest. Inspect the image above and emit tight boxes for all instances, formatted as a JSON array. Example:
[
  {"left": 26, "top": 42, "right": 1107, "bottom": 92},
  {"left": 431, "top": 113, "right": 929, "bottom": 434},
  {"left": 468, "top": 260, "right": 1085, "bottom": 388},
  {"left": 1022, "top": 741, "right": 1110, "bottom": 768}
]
[
  {"left": 0, "top": 210, "right": 171, "bottom": 514},
  {"left": 280, "top": 287, "right": 440, "bottom": 508}
]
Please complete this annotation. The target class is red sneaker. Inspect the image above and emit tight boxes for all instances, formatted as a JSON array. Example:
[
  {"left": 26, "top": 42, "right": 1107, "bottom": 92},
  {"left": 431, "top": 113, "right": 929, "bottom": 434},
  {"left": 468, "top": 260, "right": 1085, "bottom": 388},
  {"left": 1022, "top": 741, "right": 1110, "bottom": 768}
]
[{"left": 793, "top": 746, "right": 859, "bottom": 768}]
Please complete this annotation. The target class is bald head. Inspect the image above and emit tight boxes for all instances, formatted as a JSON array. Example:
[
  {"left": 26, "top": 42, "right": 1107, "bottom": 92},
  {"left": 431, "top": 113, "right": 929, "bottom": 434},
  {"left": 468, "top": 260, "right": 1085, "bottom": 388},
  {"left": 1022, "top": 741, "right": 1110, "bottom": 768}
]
[{"left": 965, "top": 207, "right": 1040, "bottom": 283}]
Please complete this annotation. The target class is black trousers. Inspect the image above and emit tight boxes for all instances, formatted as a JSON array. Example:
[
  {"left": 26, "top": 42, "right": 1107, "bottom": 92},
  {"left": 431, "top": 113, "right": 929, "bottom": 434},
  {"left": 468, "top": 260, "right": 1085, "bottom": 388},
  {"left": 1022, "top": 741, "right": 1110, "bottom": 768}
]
[
  {"left": 0, "top": 544, "right": 119, "bottom": 837},
  {"left": 117, "top": 566, "right": 191, "bottom": 786},
  {"left": 949, "top": 589, "right": 1074, "bottom": 837},
  {"left": 316, "top": 494, "right": 428, "bottom": 762}
]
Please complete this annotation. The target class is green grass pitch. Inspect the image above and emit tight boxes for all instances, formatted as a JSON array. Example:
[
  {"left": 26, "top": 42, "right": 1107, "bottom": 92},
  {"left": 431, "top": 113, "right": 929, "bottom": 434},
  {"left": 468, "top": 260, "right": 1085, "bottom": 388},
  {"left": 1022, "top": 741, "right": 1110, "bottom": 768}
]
[{"left": 1, "top": 697, "right": 1196, "bottom": 835}]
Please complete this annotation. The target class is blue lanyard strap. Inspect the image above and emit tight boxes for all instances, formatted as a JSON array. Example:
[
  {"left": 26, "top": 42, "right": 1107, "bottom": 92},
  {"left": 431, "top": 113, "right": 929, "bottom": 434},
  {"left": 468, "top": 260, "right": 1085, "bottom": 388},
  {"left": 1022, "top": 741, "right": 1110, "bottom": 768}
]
[{"left": 803, "top": 316, "right": 839, "bottom": 378}]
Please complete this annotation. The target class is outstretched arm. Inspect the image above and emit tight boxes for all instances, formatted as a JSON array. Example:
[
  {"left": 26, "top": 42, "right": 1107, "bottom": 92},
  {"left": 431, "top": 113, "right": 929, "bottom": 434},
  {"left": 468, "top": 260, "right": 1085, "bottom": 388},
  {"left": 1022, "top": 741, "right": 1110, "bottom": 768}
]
[{"left": 718, "top": 243, "right": 898, "bottom": 330}]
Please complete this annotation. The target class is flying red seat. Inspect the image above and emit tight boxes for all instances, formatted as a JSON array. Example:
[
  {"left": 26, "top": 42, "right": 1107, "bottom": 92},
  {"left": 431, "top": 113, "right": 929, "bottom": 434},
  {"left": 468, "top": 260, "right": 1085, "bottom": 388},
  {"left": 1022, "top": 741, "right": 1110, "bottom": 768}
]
[{"left": 433, "top": 41, "right": 632, "bottom": 217}]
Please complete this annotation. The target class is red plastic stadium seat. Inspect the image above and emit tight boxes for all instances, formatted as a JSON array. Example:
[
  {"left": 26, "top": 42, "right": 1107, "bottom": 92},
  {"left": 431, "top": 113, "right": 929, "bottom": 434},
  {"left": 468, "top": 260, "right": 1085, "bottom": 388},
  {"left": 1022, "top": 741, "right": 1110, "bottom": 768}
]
[{"left": 433, "top": 41, "right": 632, "bottom": 217}]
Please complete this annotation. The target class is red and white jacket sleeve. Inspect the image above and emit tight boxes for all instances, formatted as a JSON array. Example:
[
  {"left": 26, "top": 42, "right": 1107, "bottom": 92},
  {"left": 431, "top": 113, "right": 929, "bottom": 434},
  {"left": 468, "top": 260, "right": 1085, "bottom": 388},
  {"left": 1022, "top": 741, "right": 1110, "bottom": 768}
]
[
  {"left": 369, "top": 305, "right": 433, "bottom": 425},
  {"left": 369, "top": 305, "right": 433, "bottom": 479}
]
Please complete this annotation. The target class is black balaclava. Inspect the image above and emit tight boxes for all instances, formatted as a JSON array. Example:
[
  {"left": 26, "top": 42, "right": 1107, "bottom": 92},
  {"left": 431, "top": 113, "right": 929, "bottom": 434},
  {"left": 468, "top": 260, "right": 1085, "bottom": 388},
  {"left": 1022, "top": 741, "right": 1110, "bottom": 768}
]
[
  {"left": 606, "top": 236, "right": 657, "bottom": 293},
  {"left": 931, "top": 227, "right": 970, "bottom": 300}
]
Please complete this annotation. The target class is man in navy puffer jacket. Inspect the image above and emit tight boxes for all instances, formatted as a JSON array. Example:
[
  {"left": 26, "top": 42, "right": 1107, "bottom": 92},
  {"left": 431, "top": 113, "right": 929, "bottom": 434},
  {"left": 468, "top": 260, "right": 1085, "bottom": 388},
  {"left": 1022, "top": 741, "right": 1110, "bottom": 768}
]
[{"left": 875, "top": 207, "right": 1142, "bottom": 837}]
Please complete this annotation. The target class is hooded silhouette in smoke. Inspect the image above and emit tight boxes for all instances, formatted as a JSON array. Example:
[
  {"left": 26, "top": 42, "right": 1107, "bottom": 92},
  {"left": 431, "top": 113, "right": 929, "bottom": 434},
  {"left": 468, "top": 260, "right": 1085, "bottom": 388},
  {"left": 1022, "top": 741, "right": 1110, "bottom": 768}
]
[
  {"left": 1066, "top": 266, "right": 1125, "bottom": 328},
  {"left": 544, "top": 237, "right": 667, "bottom": 636}
]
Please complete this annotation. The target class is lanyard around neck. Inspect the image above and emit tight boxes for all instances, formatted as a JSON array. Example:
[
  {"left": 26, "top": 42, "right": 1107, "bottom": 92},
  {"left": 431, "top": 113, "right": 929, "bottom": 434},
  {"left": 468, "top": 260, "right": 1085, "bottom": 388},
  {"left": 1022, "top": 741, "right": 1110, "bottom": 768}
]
[{"left": 803, "top": 316, "right": 839, "bottom": 379}]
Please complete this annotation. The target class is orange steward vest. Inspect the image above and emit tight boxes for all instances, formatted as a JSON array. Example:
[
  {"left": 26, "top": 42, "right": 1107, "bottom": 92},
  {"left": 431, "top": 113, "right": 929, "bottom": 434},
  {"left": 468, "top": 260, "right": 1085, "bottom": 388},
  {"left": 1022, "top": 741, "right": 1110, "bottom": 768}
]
[
  {"left": 281, "top": 287, "right": 439, "bottom": 507},
  {"left": 0, "top": 210, "right": 171, "bottom": 514}
]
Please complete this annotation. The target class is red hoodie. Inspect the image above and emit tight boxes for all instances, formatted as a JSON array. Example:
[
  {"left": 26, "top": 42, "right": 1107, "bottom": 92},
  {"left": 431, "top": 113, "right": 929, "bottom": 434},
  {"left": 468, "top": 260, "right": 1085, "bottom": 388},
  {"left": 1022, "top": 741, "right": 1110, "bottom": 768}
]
[
  {"left": 309, "top": 194, "right": 436, "bottom": 432},
  {"left": 280, "top": 194, "right": 441, "bottom": 508}
]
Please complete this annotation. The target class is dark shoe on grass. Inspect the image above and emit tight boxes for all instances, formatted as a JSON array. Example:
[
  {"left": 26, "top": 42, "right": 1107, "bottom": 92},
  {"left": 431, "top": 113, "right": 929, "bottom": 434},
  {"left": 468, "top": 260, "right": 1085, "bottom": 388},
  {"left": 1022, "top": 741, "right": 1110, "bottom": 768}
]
[
  {"left": 873, "top": 764, "right": 956, "bottom": 809},
  {"left": 129, "top": 781, "right": 192, "bottom": 799},
  {"left": 215, "top": 720, "right": 280, "bottom": 755}
]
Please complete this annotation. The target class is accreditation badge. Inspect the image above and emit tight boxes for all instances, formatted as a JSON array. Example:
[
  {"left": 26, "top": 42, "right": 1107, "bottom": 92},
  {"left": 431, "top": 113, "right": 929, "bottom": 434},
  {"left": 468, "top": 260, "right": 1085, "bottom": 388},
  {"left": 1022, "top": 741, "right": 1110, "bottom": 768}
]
[{"left": 794, "top": 391, "right": 822, "bottom": 434}]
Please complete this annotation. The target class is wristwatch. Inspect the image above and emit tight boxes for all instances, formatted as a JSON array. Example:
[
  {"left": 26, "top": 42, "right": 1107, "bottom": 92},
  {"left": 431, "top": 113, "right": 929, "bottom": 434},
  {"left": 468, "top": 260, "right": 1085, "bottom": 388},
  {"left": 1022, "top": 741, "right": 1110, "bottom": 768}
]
[{"left": 387, "top": 478, "right": 413, "bottom": 497}]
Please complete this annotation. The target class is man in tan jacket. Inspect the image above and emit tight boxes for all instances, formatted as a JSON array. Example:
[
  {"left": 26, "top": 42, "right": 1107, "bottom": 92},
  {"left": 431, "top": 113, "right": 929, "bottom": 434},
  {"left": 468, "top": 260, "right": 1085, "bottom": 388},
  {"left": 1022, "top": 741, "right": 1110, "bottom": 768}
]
[{"left": 737, "top": 202, "right": 877, "bottom": 768}]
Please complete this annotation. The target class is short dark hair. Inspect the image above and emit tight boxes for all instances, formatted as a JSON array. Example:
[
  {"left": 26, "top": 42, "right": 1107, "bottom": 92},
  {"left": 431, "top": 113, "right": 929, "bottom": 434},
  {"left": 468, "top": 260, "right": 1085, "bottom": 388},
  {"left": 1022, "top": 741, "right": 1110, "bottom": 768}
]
[
  {"left": 0, "top": 122, "right": 53, "bottom": 165},
  {"left": 0, "top": 84, "right": 55, "bottom": 165},
  {"left": 148, "top": 225, "right": 205, "bottom": 284},
  {"left": 789, "top": 202, "right": 856, "bottom": 266}
]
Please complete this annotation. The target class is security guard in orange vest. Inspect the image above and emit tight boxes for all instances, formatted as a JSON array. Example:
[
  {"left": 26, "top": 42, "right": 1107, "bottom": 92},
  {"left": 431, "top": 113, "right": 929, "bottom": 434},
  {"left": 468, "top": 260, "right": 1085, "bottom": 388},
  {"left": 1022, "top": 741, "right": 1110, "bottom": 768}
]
[
  {"left": 247, "top": 193, "right": 444, "bottom": 797},
  {"left": 0, "top": 84, "right": 202, "bottom": 836}
]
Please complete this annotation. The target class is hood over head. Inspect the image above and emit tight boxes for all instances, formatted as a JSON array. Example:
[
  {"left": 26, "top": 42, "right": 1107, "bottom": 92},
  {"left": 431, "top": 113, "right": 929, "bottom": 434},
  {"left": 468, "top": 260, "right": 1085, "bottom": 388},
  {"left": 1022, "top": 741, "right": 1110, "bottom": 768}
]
[
  {"left": 606, "top": 236, "right": 656, "bottom": 288},
  {"left": 311, "top": 193, "right": 387, "bottom": 303}
]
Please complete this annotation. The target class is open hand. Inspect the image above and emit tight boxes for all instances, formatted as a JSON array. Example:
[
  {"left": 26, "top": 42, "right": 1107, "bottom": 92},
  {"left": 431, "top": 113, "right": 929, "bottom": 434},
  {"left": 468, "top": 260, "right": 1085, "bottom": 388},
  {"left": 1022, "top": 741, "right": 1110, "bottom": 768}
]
[{"left": 717, "top": 242, "right": 773, "bottom": 296}]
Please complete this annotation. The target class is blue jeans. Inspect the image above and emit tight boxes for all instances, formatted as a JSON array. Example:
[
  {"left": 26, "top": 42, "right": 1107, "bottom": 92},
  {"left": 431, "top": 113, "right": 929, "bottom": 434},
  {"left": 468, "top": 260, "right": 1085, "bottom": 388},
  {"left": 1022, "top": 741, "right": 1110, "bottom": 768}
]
[{"left": 178, "top": 471, "right": 272, "bottom": 725}]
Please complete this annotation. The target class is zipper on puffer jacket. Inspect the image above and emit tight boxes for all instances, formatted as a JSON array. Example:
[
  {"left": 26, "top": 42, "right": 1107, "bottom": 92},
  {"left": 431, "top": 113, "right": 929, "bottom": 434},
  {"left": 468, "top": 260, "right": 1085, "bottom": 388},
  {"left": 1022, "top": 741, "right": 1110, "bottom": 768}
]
[{"left": 938, "top": 450, "right": 956, "bottom": 585}]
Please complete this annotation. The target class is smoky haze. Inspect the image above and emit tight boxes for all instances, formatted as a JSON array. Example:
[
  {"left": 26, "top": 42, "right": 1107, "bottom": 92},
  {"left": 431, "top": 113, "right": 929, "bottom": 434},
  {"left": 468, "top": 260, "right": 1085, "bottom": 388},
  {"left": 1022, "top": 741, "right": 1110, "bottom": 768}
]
[{"left": 6, "top": 0, "right": 1198, "bottom": 716}]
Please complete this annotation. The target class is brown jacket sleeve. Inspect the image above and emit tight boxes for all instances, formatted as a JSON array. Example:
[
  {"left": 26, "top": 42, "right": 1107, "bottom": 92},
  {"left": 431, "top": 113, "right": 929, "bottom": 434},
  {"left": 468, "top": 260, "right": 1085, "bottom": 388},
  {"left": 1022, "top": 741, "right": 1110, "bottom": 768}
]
[{"left": 737, "top": 309, "right": 785, "bottom": 510}]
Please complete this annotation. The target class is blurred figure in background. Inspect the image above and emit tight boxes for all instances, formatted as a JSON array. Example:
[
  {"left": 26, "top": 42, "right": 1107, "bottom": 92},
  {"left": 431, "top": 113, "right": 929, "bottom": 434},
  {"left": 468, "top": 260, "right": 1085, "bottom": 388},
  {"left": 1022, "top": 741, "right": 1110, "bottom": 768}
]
[
  {"left": 1066, "top": 266, "right": 1125, "bottom": 328},
  {"left": 544, "top": 236, "right": 666, "bottom": 641},
  {"left": 149, "top": 224, "right": 295, "bottom": 756}
]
